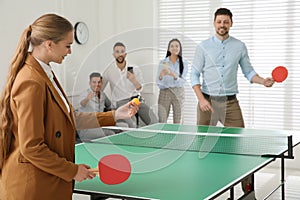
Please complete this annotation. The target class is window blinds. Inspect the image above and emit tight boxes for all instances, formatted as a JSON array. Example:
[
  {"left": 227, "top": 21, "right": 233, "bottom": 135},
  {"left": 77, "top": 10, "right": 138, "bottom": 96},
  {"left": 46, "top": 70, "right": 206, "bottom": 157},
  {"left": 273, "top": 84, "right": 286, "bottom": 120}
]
[{"left": 156, "top": 0, "right": 300, "bottom": 131}]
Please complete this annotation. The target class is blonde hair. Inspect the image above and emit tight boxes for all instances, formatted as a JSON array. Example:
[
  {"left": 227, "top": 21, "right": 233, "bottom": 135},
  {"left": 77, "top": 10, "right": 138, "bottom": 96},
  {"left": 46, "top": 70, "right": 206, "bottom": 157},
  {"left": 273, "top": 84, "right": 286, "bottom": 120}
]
[{"left": 0, "top": 14, "right": 73, "bottom": 172}]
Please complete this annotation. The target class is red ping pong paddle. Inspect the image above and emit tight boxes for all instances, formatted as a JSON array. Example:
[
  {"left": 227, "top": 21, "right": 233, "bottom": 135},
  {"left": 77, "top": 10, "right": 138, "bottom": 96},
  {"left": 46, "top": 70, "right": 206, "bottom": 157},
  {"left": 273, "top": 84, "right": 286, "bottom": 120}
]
[
  {"left": 89, "top": 154, "right": 131, "bottom": 185},
  {"left": 272, "top": 66, "right": 288, "bottom": 83}
]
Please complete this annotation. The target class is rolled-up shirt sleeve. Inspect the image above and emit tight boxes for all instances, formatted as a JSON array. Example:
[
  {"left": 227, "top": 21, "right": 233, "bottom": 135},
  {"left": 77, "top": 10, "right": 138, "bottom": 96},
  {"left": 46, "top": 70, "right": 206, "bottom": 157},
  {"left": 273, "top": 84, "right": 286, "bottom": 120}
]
[
  {"left": 190, "top": 44, "right": 204, "bottom": 87},
  {"left": 239, "top": 43, "right": 257, "bottom": 82}
]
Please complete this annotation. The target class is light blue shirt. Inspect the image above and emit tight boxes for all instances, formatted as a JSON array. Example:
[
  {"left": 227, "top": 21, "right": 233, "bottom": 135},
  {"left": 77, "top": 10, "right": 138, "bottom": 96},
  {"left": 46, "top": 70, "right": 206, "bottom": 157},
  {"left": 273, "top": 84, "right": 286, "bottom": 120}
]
[
  {"left": 190, "top": 35, "right": 257, "bottom": 96},
  {"left": 156, "top": 57, "right": 188, "bottom": 89},
  {"left": 78, "top": 88, "right": 111, "bottom": 112}
]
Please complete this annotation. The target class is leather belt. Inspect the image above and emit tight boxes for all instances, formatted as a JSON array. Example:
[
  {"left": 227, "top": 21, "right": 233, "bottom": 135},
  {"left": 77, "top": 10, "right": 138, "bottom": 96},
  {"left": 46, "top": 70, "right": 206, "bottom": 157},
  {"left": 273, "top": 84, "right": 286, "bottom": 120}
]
[{"left": 202, "top": 93, "right": 236, "bottom": 101}]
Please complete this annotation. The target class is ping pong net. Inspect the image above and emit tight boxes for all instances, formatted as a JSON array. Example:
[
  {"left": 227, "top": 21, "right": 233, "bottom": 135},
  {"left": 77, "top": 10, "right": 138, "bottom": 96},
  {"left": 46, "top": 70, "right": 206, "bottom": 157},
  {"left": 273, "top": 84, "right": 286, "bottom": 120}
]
[{"left": 88, "top": 124, "right": 296, "bottom": 158}]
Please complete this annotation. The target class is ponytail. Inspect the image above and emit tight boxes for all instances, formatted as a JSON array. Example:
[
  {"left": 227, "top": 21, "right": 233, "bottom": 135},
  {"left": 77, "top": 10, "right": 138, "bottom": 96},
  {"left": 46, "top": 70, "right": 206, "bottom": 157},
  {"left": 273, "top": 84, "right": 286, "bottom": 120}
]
[
  {"left": 178, "top": 55, "right": 184, "bottom": 78},
  {"left": 0, "top": 26, "right": 31, "bottom": 172}
]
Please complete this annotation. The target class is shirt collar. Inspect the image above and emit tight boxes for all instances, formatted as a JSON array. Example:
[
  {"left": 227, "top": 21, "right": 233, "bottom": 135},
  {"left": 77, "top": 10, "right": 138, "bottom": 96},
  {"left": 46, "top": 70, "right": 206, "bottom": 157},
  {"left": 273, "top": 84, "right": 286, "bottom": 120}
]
[
  {"left": 34, "top": 57, "right": 53, "bottom": 80},
  {"left": 114, "top": 61, "right": 128, "bottom": 72},
  {"left": 213, "top": 35, "right": 231, "bottom": 44},
  {"left": 166, "top": 56, "right": 179, "bottom": 63}
]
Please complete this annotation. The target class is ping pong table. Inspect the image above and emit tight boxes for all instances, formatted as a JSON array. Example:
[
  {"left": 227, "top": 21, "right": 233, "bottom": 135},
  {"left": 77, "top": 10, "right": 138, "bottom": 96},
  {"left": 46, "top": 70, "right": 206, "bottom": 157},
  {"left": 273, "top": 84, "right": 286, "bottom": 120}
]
[{"left": 74, "top": 123, "right": 299, "bottom": 200}]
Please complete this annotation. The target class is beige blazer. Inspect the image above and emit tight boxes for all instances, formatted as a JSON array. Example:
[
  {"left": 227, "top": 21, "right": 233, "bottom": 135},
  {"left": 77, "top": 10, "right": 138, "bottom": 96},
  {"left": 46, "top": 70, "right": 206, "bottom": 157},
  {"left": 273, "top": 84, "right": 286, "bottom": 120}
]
[{"left": 0, "top": 54, "right": 115, "bottom": 200}]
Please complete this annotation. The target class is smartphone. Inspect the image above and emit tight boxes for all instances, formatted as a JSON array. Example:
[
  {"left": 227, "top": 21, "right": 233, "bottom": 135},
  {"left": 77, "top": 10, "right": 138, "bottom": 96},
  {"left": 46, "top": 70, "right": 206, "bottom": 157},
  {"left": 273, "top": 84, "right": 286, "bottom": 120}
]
[{"left": 127, "top": 66, "right": 133, "bottom": 73}]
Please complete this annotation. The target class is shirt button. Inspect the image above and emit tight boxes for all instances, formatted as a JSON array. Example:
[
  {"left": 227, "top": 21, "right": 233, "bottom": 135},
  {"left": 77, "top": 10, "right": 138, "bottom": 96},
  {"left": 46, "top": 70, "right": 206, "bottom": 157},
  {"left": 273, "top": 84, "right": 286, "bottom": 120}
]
[{"left": 55, "top": 131, "right": 61, "bottom": 138}]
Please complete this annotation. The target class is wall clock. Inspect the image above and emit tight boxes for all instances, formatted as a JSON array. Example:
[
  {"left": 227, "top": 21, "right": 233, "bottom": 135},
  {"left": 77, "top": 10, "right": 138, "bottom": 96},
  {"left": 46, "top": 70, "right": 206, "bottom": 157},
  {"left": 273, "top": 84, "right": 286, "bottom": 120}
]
[{"left": 74, "top": 22, "right": 89, "bottom": 45}]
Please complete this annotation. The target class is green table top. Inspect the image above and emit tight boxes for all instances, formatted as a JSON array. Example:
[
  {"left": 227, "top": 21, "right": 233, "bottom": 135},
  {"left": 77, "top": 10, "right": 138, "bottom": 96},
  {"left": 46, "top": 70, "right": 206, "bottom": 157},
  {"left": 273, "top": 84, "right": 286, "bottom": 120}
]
[{"left": 74, "top": 123, "right": 297, "bottom": 200}]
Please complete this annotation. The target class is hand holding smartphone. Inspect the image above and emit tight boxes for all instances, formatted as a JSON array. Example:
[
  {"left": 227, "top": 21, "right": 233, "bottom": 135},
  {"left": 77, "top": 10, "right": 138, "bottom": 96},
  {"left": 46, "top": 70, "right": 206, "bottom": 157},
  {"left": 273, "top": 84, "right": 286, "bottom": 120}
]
[{"left": 127, "top": 66, "right": 133, "bottom": 73}]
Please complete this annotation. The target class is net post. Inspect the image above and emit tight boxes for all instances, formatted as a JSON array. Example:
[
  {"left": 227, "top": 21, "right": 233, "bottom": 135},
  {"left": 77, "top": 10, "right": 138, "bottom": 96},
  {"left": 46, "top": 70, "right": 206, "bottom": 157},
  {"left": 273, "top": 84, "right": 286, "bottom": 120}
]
[
  {"left": 261, "top": 135, "right": 294, "bottom": 159},
  {"left": 287, "top": 135, "right": 294, "bottom": 159}
]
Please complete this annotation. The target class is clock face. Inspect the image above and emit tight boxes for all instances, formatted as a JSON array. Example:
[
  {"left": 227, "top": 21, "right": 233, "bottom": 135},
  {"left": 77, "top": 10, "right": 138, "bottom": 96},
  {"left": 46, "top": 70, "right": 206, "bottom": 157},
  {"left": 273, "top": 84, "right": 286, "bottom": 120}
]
[{"left": 74, "top": 22, "right": 89, "bottom": 45}]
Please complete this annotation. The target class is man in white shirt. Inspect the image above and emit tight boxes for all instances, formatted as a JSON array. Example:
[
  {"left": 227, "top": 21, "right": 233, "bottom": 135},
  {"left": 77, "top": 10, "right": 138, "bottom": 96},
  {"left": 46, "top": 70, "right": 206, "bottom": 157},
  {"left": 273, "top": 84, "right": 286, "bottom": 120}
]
[{"left": 102, "top": 42, "right": 157, "bottom": 127}]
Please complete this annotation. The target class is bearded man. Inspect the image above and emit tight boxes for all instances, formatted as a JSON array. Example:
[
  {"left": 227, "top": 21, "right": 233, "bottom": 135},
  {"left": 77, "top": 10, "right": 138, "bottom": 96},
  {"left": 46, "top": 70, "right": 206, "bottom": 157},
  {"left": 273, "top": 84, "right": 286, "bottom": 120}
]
[{"left": 102, "top": 42, "right": 158, "bottom": 128}]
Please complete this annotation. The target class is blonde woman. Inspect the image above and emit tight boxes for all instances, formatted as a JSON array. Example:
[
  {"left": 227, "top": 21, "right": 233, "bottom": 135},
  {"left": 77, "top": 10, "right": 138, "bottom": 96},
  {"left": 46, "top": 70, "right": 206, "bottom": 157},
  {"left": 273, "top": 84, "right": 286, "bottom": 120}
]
[{"left": 0, "top": 14, "right": 137, "bottom": 200}]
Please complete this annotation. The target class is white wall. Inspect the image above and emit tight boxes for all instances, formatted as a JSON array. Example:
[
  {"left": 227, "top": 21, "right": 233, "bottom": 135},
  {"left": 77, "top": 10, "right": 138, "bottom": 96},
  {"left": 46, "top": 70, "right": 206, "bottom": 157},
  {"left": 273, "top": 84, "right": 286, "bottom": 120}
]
[{"left": 0, "top": 0, "right": 62, "bottom": 90}]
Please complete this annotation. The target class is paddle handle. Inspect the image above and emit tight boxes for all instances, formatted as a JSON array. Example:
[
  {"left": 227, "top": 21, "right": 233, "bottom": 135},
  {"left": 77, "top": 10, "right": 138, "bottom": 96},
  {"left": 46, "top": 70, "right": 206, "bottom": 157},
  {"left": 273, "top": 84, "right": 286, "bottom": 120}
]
[{"left": 88, "top": 167, "right": 99, "bottom": 174}]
